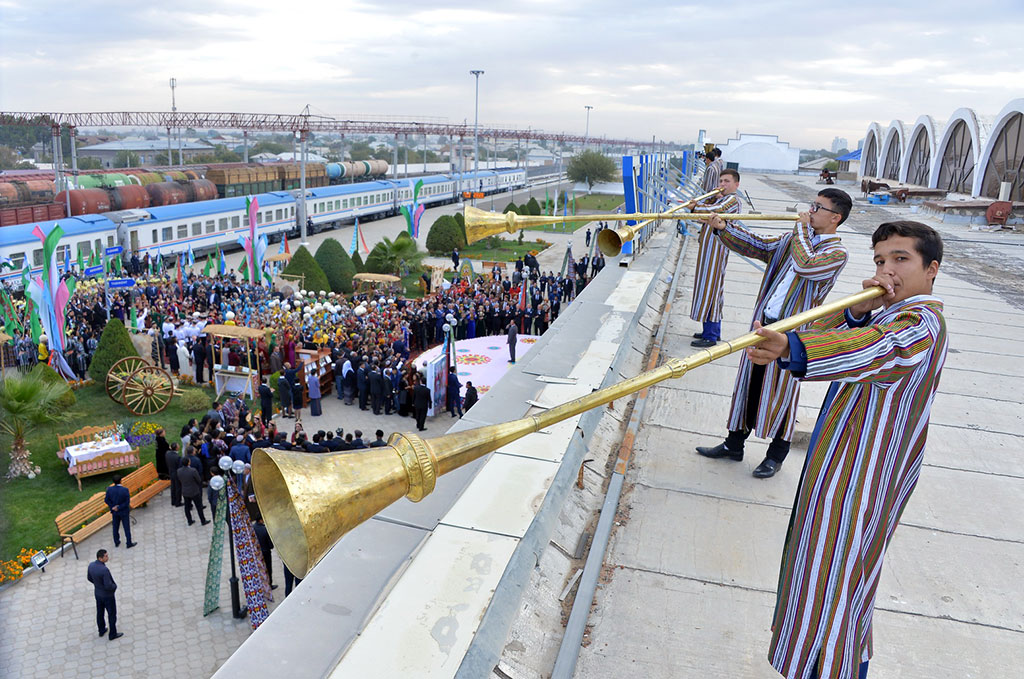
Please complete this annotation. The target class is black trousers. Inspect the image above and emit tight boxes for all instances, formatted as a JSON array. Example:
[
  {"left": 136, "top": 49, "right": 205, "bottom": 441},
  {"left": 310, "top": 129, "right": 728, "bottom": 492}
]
[
  {"left": 371, "top": 393, "right": 383, "bottom": 414},
  {"left": 509, "top": 342, "right": 516, "bottom": 362},
  {"left": 725, "top": 362, "right": 791, "bottom": 463},
  {"left": 284, "top": 565, "right": 302, "bottom": 596},
  {"left": 169, "top": 475, "right": 182, "bottom": 506},
  {"left": 415, "top": 406, "right": 427, "bottom": 430},
  {"left": 111, "top": 513, "right": 132, "bottom": 546},
  {"left": 95, "top": 594, "right": 117, "bottom": 637},
  {"left": 261, "top": 548, "right": 274, "bottom": 585},
  {"left": 183, "top": 494, "right": 207, "bottom": 524}
]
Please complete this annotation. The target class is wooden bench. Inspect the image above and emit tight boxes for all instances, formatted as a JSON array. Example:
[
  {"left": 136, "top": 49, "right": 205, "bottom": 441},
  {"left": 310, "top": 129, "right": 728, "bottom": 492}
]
[
  {"left": 54, "top": 462, "right": 169, "bottom": 559},
  {"left": 55, "top": 492, "right": 111, "bottom": 559},
  {"left": 57, "top": 423, "right": 120, "bottom": 462},
  {"left": 124, "top": 462, "right": 170, "bottom": 509}
]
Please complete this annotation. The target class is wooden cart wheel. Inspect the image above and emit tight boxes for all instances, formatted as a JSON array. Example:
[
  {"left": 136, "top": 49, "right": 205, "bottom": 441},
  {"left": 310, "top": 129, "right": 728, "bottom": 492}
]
[
  {"left": 105, "top": 356, "right": 149, "bottom": 404},
  {"left": 121, "top": 366, "right": 175, "bottom": 415}
]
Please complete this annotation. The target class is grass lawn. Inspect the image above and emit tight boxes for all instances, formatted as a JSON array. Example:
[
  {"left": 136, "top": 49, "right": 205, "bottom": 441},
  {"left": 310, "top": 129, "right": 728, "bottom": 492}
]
[
  {"left": 0, "top": 380, "right": 222, "bottom": 563},
  {"left": 572, "top": 193, "right": 626, "bottom": 211},
  {"left": 399, "top": 270, "right": 456, "bottom": 298},
  {"left": 460, "top": 237, "right": 551, "bottom": 261}
]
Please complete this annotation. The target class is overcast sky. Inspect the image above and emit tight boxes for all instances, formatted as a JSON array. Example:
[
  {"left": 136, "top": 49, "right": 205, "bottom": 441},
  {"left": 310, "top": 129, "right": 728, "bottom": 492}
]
[{"left": 2, "top": 0, "right": 1022, "bottom": 150}]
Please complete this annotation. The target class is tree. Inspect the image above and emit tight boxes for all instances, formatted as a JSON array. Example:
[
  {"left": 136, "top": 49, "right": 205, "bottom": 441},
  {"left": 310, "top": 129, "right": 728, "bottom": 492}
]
[
  {"left": 366, "top": 233, "right": 424, "bottom": 275},
  {"left": 252, "top": 141, "right": 287, "bottom": 155},
  {"left": 77, "top": 156, "right": 103, "bottom": 170},
  {"left": 425, "top": 215, "right": 465, "bottom": 255},
  {"left": 282, "top": 245, "right": 330, "bottom": 294},
  {"left": 453, "top": 211, "right": 468, "bottom": 244},
  {"left": 314, "top": 238, "right": 356, "bottom": 294},
  {"left": 503, "top": 202, "right": 518, "bottom": 214},
  {"left": 352, "top": 250, "right": 366, "bottom": 273},
  {"left": 114, "top": 150, "right": 141, "bottom": 167},
  {"left": 526, "top": 197, "right": 541, "bottom": 216},
  {"left": 0, "top": 371, "right": 74, "bottom": 478},
  {"left": 567, "top": 150, "right": 617, "bottom": 189},
  {"left": 88, "top": 318, "right": 140, "bottom": 382},
  {"left": 0, "top": 146, "right": 35, "bottom": 170}
]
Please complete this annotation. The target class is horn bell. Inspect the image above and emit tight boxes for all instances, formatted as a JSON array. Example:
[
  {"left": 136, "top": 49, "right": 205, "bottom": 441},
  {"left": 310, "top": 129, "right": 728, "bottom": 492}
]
[
  {"left": 464, "top": 205, "right": 517, "bottom": 244},
  {"left": 596, "top": 225, "right": 636, "bottom": 256}
]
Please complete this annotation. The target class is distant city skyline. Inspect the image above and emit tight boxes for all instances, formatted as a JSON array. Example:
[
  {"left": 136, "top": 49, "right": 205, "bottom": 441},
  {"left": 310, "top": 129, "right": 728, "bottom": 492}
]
[{"left": 2, "top": 1, "right": 1021, "bottom": 150}]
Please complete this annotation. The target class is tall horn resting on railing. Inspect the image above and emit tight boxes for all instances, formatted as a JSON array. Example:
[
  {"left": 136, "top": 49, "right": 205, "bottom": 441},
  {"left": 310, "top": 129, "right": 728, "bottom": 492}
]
[
  {"left": 253, "top": 287, "right": 885, "bottom": 578},
  {"left": 464, "top": 204, "right": 800, "bottom": 257}
]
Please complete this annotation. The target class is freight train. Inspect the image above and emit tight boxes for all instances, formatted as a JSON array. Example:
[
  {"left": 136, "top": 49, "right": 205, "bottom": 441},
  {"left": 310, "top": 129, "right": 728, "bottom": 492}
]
[
  {"left": 0, "top": 160, "right": 391, "bottom": 227},
  {"left": 0, "top": 168, "right": 527, "bottom": 287}
]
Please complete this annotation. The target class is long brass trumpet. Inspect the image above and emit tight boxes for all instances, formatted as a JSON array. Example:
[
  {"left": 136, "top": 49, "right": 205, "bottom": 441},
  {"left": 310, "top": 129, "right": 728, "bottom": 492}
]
[
  {"left": 253, "top": 286, "right": 884, "bottom": 578},
  {"left": 464, "top": 204, "right": 800, "bottom": 257}
]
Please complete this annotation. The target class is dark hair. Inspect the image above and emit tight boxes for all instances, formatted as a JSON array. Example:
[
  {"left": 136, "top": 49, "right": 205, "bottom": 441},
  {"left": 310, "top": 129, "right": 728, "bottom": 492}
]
[
  {"left": 354, "top": 429, "right": 362, "bottom": 438},
  {"left": 817, "top": 188, "right": 852, "bottom": 225},
  {"left": 112, "top": 474, "right": 122, "bottom": 484},
  {"left": 713, "top": 147, "right": 722, "bottom": 158},
  {"left": 871, "top": 221, "right": 943, "bottom": 269},
  {"left": 721, "top": 168, "right": 740, "bottom": 182},
  {"left": 375, "top": 429, "right": 384, "bottom": 438},
  {"left": 97, "top": 549, "right": 107, "bottom": 559}
]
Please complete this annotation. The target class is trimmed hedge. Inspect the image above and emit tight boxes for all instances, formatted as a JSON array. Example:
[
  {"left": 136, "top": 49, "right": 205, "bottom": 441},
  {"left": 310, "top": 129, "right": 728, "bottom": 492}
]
[
  {"left": 425, "top": 215, "right": 465, "bottom": 255},
  {"left": 88, "top": 319, "right": 139, "bottom": 382},
  {"left": 315, "top": 238, "right": 356, "bottom": 294},
  {"left": 352, "top": 250, "right": 366, "bottom": 273},
  {"left": 282, "top": 245, "right": 330, "bottom": 295}
]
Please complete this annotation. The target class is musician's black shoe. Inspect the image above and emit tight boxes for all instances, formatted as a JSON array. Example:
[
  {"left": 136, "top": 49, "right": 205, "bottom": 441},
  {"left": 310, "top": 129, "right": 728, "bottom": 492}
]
[{"left": 696, "top": 443, "right": 743, "bottom": 461}]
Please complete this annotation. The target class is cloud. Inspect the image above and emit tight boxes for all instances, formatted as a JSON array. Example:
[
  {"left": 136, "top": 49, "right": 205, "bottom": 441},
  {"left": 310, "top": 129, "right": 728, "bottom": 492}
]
[{"left": 1, "top": 0, "right": 1022, "bottom": 149}]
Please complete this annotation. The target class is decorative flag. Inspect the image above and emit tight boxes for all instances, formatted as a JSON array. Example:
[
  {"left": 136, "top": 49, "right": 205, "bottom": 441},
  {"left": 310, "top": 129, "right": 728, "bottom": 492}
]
[
  {"left": 572, "top": 192, "right": 577, "bottom": 216},
  {"left": 187, "top": 243, "right": 195, "bottom": 268},
  {"left": 27, "top": 224, "right": 75, "bottom": 379},
  {"left": 240, "top": 196, "right": 260, "bottom": 285},
  {"left": 400, "top": 179, "right": 426, "bottom": 238},
  {"left": 0, "top": 255, "right": 13, "bottom": 271},
  {"left": 63, "top": 247, "right": 71, "bottom": 274},
  {"left": 239, "top": 256, "right": 249, "bottom": 282},
  {"left": 278, "top": 235, "right": 287, "bottom": 254},
  {"left": 113, "top": 254, "right": 122, "bottom": 275},
  {"left": 283, "top": 234, "right": 290, "bottom": 254},
  {"left": 348, "top": 219, "right": 359, "bottom": 255},
  {"left": 358, "top": 219, "right": 371, "bottom": 254},
  {"left": 103, "top": 251, "right": 110, "bottom": 277},
  {"left": 545, "top": 188, "right": 550, "bottom": 216},
  {"left": 204, "top": 253, "right": 214, "bottom": 277},
  {"left": 89, "top": 250, "right": 100, "bottom": 268},
  {"left": 256, "top": 234, "right": 271, "bottom": 287},
  {"left": 176, "top": 255, "right": 184, "bottom": 298},
  {"left": 518, "top": 276, "right": 528, "bottom": 311},
  {"left": 130, "top": 306, "right": 138, "bottom": 330},
  {"left": 217, "top": 247, "right": 226, "bottom": 276},
  {"left": 0, "top": 287, "right": 23, "bottom": 335},
  {"left": 203, "top": 487, "right": 228, "bottom": 616},
  {"left": 226, "top": 479, "right": 273, "bottom": 629},
  {"left": 155, "top": 249, "right": 162, "bottom": 271},
  {"left": 76, "top": 246, "right": 84, "bottom": 272}
]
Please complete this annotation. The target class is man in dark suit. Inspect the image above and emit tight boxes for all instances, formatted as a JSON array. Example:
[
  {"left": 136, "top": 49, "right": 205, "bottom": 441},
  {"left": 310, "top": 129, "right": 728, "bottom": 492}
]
[
  {"left": 253, "top": 517, "right": 278, "bottom": 590},
  {"left": 507, "top": 319, "right": 518, "bottom": 363},
  {"left": 369, "top": 429, "right": 388, "bottom": 447},
  {"left": 463, "top": 381, "right": 479, "bottom": 411},
  {"left": 259, "top": 377, "right": 274, "bottom": 426},
  {"left": 412, "top": 376, "right": 431, "bottom": 432},
  {"left": 165, "top": 446, "right": 183, "bottom": 507},
  {"left": 446, "top": 366, "right": 463, "bottom": 418},
  {"left": 87, "top": 549, "right": 123, "bottom": 640},
  {"left": 368, "top": 365, "right": 384, "bottom": 415},
  {"left": 177, "top": 457, "right": 209, "bottom": 526},
  {"left": 356, "top": 361, "right": 369, "bottom": 410},
  {"left": 104, "top": 475, "right": 136, "bottom": 548}
]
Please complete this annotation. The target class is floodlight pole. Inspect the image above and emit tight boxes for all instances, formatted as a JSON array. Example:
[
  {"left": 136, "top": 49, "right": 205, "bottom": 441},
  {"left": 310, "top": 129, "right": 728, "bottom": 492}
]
[{"left": 470, "top": 69, "right": 484, "bottom": 205}]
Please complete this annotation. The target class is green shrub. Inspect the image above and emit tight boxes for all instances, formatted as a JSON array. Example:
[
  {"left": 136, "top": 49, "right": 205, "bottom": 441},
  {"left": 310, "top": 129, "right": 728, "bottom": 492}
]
[
  {"left": 425, "top": 215, "right": 465, "bottom": 255},
  {"left": 352, "top": 251, "right": 366, "bottom": 273},
  {"left": 179, "top": 389, "right": 208, "bottom": 412},
  {"left": 314, "top": 238, "right": 356, "bottom": 294},
  {"left": 29, "top": 363, "right": 76, "bottom": 409},
  {"left": 503, "top": 202, "right": 517, "bottom": 214},
  {"left": 453, "top": 211, "right": 467, "bottom": 244},
  {"left": 282, "top": 245, "right": 330, "bottom": 295},
  {"left": 88, "top": 319, "right": 139, "bottom": 382},
  {"left": 526, "top": 197, "right": 541, "bottom": 216}
]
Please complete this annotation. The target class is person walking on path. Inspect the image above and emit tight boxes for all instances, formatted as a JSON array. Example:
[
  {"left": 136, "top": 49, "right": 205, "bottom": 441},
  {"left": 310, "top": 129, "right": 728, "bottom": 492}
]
[
  {"left": 177, "top": 457, "right": 209, "bottom": 526},
  {"left": 165, "top": 444, "right": 183, "bottom": 507},
  {"left": 446, "top": 365, "right": 463, "bottom": 418},
  {"left": 104, "top": 475, "right": 136, "bottom": 548},
  {"left": 412, "top": 376, "right": 431, "bottom": 431},
  {"left": 87, "top": 549, "right": 123, "bottom": 640},
  {"left": 259, "top": 377, "right": 274, "bottom": 426},
  {"left": 307, "top": 369, "right": 322, "bottom": 416}
]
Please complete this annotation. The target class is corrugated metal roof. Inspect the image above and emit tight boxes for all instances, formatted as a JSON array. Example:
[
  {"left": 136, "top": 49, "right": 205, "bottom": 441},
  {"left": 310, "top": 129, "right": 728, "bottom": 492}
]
[
  {"left": 79, "top": 140, "right": 213, "bottom": 152},
  {"left": 836, "top": 148, "right": 862, "bottom": 161}
]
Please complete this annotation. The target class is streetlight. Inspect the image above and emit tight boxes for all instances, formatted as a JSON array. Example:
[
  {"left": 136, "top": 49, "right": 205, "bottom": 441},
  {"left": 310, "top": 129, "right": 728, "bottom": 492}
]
[
  {"left": 584, "top": 105, "right": 593, "bottom": 149},
  {"left": 470, "top": 69, "right": 484, "bottom": 204}
]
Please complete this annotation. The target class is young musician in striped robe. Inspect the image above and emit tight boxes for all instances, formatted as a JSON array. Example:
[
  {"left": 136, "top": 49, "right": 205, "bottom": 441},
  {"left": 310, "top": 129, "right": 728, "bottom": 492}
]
[
  {"left": 701, "top": 148, "right": 723, "bottom": 193},
  {"left": 746, "top": 221, "right": 946, "bottom": 679},
  {"left": 688, "top": 168, "right": 743, "bottom": 347},
  {"left": 696, "top": 188, "right": 853, "bottom": 478}
]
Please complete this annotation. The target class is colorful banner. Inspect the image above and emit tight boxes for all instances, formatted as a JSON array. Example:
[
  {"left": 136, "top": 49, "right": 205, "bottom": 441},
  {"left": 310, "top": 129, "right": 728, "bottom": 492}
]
[
  {"left": 226, "top": 479, "right": 273, "bottom": 629},
  {"left": 400, "top": 179, "right": 426, "bottom": 238},
  {"left": 203, "top": 486, "right": 227, "bottom": 616}
]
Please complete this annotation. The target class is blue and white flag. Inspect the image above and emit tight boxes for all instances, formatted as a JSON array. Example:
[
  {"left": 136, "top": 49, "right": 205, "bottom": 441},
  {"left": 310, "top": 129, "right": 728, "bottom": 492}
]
[
  {"left": 187, "top": 244, "right": 195, "bottom": 267},
  {"left": 63, "top": 247, "right": 71, "bottom": 273},
  {"left": 349, "top": 218, "right": 359, "bottom": 256}
]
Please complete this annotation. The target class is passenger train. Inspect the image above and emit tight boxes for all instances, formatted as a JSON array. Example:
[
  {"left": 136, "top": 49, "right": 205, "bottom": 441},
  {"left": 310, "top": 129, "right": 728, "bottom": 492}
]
[{"left": 0, "top": 168, "right": 527, "bottom": 287}]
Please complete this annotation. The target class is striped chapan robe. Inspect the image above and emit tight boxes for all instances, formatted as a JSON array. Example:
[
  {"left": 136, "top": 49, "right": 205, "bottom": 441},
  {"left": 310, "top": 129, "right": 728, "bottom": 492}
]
[
  {"left": 717, "top": 221, "right": 848, "bottom": 440},
  {"left": 688, "top": 193, "right": 742, "bottom": 324},
  {"left": 702, "top": 157, "right": 723, "bottom": 193},
  {"left": 769, "top": 295, "right": 948, "bottom": 679}
]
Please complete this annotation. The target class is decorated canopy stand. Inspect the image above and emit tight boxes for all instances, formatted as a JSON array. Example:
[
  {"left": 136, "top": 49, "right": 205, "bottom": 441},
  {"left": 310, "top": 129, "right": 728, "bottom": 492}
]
[{"left": 203, "top": 324, "right": 264, "bottom": 400}]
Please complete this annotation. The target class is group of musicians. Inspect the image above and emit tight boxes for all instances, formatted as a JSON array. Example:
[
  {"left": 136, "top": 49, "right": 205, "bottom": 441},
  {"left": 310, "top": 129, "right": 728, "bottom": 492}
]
[{"left": 682, "top": 156, "right": 948, "bottom": 679}]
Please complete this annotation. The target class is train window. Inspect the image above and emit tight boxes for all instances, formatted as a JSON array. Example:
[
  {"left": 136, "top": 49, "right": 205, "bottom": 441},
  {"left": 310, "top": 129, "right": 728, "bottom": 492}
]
[
  {"left": 107, "top": 236, "right": 115, "bottom": 247},
  {"left": 151, "top": 230, "right": 157, "bottom": 244},
  {"left": 9, "top": 253, "right": 25, "bottom": 270},
  {"left": 162, "top": 227, "right": 173, "bottom": 242},
  {"left": 218, "top": 218, "right": 227, "bottom": 232},
  {"left": 206, "top": 220, "right": 215, "bottom": 233},
  {"left": 243, "top": 213, "right": 249, "bottom": 227},
  {"left": 56, "top": 244, "right": 70, "bottom": 265},
  {"left": 78, "top": 242, "right": 92, "bottom": 257},
  {"left": 192, "top": 222, "right": 201, "bottom": 236},
  {"left": 33, "top": 249, "right": 43, "bottom": 267},
  {"left": 343, "top": 199, "right": 349, "bottom": 208},
  {"left": 276, "top": 209, "right": 283, "bottom": 221},
  {"left": 231, "top": 216, "right": 240, "bottom": 229},
  {"left": 178, "top": 225, "right": 188, "bottom": 239},
  {"left": 256, "top": 212, "right": 263, "bottom": 225},
  {"left": 290, "top": 207, "right": 294, "bottom": 217}
]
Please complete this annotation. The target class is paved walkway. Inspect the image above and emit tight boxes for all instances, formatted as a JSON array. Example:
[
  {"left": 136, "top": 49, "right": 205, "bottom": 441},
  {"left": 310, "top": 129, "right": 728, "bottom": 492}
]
[
  {"left": 575, "top": 175, "right": 1024, "bottom": 677},
  {"left": 0, "top": 396, "right": 469, "bottom": 678}
]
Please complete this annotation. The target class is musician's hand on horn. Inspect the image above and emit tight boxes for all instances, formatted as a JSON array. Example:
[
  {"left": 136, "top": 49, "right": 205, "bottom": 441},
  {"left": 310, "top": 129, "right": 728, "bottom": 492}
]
[
  {"left": 849, "top": 275, "right": 896, "bottom": 317},
  {"left": 746, "top": 321, "right": 789, "bottom": 365},
  {"left": 708, "top": 214, "right": 726, "bottom": 231}
]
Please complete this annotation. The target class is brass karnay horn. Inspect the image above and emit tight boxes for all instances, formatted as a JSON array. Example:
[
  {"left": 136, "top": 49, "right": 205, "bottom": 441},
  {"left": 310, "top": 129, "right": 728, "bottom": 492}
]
[
  {"left": 253, "top": 286, "right": 884, "bottom": 578},
  {"left": 464, "top": 203, "right": 800, "bottom": 257}
]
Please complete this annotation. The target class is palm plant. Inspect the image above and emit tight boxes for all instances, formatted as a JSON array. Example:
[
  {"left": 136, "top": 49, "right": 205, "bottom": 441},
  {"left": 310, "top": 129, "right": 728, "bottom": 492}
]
[
  {"left": 366, "top": 235, "right": 425, "bottom": 276},
  {"left": 0, "top": 373, "right": 74, "bottom": 478}
]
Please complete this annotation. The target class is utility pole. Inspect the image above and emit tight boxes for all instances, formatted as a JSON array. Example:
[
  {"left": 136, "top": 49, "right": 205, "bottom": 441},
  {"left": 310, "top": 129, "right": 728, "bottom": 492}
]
[
  {"left": 470, "top": 69, "right": 484, "bottom": 204},
  {"left": 169, "top": 78, "right": 177, "bottom": 165},
  {"left": 584, "top": 105, "right": 593, "bottom": 149}
]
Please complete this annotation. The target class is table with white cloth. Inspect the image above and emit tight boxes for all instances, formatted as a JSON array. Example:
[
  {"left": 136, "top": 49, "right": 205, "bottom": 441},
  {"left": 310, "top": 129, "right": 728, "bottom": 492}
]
[{"left": 64, "top": 438, "right": 132, "bottom": 466}]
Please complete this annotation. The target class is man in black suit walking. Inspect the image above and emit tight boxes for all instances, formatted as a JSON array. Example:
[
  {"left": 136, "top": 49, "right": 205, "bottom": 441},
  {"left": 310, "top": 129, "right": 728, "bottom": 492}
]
[
  {"left": 104, "top": 475, "right": 136, "bottom": 548},
  {"left": 177, "top": 457, "right": 209, "bottom": 526},
  {"left": 87, "top": 549, "right": 123, "bottom": 640},
  {"left": 258, "top": 376, "right": 274, "bottom": 426},
  {"left": 412, "top": 376, "right": 431, "bottom": 431}
]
